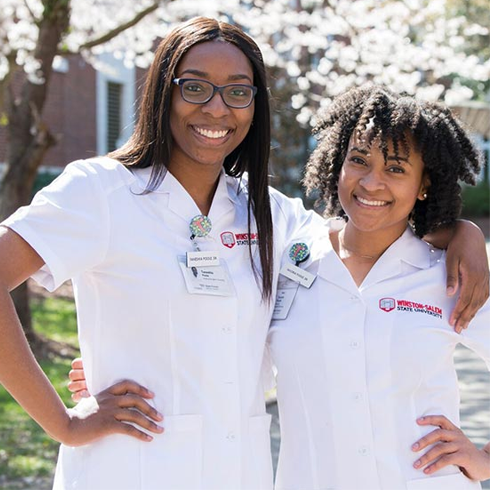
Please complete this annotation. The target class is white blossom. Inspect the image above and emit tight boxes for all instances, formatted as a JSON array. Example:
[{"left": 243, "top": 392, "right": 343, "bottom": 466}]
[{"left": 0, "top": 0, "right": 489, "bottom": 128}]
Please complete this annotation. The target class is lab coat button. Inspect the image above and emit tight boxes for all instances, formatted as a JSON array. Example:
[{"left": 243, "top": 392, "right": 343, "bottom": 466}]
[
  {"left": 358, "top": 446, "right": 370, "bottom": 456},
  {"left": 222, "top": 326, "right": 233, "bottom": 334},
  {"left": 350, "top": 340, "right": 360, "bottom": 349},
  {"left": 353, "top": 392, "right": 364, "bottom": 401},
  {"left": 226, "top": 433, "right": 236, "bottom": 441}
]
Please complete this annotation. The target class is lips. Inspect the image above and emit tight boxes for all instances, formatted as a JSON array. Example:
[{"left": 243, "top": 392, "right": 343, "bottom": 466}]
[
  {"left": 192, "top": 126, "right": 231, "bottom": 139},
  {"left": 355, "top": 195, "right": 391, "bottom": 207}
]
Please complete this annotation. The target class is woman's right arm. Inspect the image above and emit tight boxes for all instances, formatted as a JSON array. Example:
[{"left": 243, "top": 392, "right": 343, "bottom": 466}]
[{"left": 0, "top": 227, "right": 163, "bottom": 445}]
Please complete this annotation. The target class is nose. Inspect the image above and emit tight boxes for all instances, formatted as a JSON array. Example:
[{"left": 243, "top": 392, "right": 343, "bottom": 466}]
[
  {"left": 201, "top": 91, "right": 230, "bottom": 118},
  {"left": 358, "top": 169, "right": 385, "bottom": 191}
]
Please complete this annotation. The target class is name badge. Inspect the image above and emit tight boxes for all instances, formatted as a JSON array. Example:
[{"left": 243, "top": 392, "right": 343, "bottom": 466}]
[
  {"left": 186, "top": 251, "right": 220, "bottom": 268},
  {"left": 272, "top": 284, "right": 299, "bottom": 320},
  {"left": 279, "top": 263, "right": 316, "bottom": 288},
  {"left": 178, "top": 256, "right": 234, "bottom": 296}
]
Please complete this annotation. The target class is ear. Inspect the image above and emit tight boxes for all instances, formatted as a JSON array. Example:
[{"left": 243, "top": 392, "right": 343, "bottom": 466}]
[{"left": 417, "top": 173, "right": 431, "bottom": 201}]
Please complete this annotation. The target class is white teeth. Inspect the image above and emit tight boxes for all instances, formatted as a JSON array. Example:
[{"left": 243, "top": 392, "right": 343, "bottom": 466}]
[
  {"left": 357, "top": 196, "right": 389, "bottom": 207},
  {"left": 194, "top": 127, "right": 229, "bottom": 139}
]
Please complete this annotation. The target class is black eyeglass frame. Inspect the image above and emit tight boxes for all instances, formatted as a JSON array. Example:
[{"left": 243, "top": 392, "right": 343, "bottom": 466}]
[{"left": 173, "top": 78, "right": 258, "bottom": 109}]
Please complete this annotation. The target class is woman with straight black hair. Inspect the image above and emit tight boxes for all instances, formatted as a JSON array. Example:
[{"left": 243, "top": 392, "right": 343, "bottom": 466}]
[{"left": 110, "top": 18, "right": 274, "bottom": 298}]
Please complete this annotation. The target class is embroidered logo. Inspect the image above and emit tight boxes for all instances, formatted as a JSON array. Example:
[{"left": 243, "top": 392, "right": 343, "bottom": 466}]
[
  {"left": 380, "top": 298, "right": 396, "bottom": 312},
  {"left": 379, "top": 297, "right": 443, "bottom": 319},
  {"left": 220, "top": 231, "right": 236, "bottom": 249},
  {"left": 234, "top": 232, "right": 259, "bottom": 246}
]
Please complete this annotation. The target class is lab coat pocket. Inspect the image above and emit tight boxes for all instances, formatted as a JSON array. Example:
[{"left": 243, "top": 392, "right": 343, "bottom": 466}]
[
  {"left": 248, "top": 413, "right": 274, "bottom": 489},
  {"left": 140, "top": 414, "right": 203, "bottom": 489},
  {"left": 407, "top": 472, "right": 481, "bottom": 490}
]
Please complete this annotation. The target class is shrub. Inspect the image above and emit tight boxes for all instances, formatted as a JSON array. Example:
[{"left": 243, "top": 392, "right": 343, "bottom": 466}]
[{"left": 461, "top": 182, "right": 490, "bottom": 217}]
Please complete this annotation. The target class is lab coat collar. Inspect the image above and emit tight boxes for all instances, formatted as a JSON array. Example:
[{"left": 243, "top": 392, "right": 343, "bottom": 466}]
[
  {"left": 360, "top": 226, "right": 433, "bottom": 290},
  {"left": 318, "top": 221, "right": 436, "bottom": 292},
  {"left": 131, "top": 166, "right": 240, "bottom": 224}
]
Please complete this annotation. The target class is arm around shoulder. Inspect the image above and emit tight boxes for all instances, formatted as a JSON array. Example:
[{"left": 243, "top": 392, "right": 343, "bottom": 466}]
[{"left": 424, "top": 220, "right": 489, "bottom": 332}]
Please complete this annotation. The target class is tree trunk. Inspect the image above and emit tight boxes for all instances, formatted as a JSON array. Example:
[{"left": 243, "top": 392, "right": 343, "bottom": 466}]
[{"left": 0, "top": 2, "right": 70, "bottom": 356}]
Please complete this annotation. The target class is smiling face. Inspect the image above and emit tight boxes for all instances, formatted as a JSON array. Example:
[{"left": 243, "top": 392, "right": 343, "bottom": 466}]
[
  {"left": 169, "top": 40, "right": 255, "bottom": 175},
  {"left": 338, "top": 132, "right": 429, "bottom": 241}
]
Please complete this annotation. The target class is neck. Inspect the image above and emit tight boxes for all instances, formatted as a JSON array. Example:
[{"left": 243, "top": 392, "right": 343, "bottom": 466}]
[
  {"left": 340, "top": 223, "right": 406, "bottom": 259},
  {"left": 330, "top": 223, "right": 406, "bottom": 286},
  {"left": 168, "top": 163, "right": 222, "bottom": 216},
  {"left": 338, "top": 227, "right": 386, "bottom": 261}
]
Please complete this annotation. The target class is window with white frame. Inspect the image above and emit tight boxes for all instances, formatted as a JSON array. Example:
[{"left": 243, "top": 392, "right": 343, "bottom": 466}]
[{"left": 97, "top": 54, "right": 136, "bottom": 155}]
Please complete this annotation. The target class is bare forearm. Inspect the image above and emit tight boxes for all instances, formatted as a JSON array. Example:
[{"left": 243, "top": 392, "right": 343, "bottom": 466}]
[
  {"left": 423, "top": 224, "right": 454, "bottom": 249},
  {"left": 423, "top": 219, "right": 483, "bottom": 250},
  {"left": 0, "top": 287, "right": 70, "bottom": 443}
]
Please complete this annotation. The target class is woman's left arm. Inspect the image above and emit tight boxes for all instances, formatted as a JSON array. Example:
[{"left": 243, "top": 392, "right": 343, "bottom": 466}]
[
  {"left": 412, "top": 415, "right": 490, "bottom": 482},
  {"left": 424, "top": 220, "right": 489, "bottom": 333}
]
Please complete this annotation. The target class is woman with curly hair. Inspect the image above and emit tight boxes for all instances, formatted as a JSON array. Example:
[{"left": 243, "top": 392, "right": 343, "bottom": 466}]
[{"left": 268, "top": 85, "right": 490, "bottom": 490}]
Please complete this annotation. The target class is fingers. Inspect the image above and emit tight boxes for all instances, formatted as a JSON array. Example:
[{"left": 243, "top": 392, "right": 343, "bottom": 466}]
[
  {"left": 114, "top": 408, "right": 164, "bottom": 435},
  {"left": 453, "top": 272, "right": 488, "bottom": 332},
  {"left": 412, "top": 416, "right": 459, "bottom": 457},
  {"left": 412, "top": 415, "right": 465, "bottom": 475},
  {"left": 446, "top": 254, "right": 460, "bottom": 298},
  {"left": 445, "top": 221, "right": 490, "bottom": 332},
  {"left": 71, "top": 389, "right": 89, "bottom": 403},
  {"left": 116, "top": 393, "right": 164, "bottom": 423},
  {"left": 68, "top": 358, "right": 88, "bottom": 400},
  {"left": 449, "top": 271, "right": 480, "bottom": 333},
  {"left": 115, "top": 422, "right": 156, "bottom": 442},
  {"left": 416, "top": 414, "right": 458, "bottom": 431},
  {"left": 414, "top": 446, "right": 458, "bottom": 474},
  {"left": 71, "top": 357, "right": 84, "bottom": 370},
  {"left": 103, "top": 394, "right": 164, "bottom": 442},
  {"left": 106, "top": 379, "right": 155, "bottom": 399},
  {"left": 68, "top": 379, "right": 87, "bottom": 393},
  {"left": 69, "top": 368, "right": 86, "bottom": 383},
  {"left": 412, "top": 428, "right": 456, "bottom": 452}
]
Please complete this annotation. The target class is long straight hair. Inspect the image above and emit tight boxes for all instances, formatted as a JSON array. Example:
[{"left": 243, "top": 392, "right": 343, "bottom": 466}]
[{"left": 109, "top": 17, "right": 274, "bottom": 302}]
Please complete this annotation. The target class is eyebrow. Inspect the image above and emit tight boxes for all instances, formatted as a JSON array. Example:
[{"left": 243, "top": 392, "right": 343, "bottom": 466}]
[
  {"left": 178, "top": 69, "right": 253, "bottom": 83},
  {"left": 387, "top": 155, "right": 412, "bottom": 166},
  {"left": 350, "top": 147, "right": 413, "bottom": 166},
  {"left": 350, "top": 146, "right": 370, "bottom": 155}
]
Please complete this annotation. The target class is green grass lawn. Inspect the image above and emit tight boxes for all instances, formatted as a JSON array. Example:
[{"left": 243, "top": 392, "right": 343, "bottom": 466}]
[{"left": 0, "top": 295, "right": 78, "bottom": 490}]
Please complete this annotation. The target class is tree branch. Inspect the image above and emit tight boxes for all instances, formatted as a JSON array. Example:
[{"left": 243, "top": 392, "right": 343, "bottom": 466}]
[
  {"left": 58, "top": 1, "right": 162, "bottom": 55},
  {"left": 0, "top": 53, "right": 19, "bottom": 117},
  {"left": 23, "top": 0, "right": 39, "bottom": 22}
]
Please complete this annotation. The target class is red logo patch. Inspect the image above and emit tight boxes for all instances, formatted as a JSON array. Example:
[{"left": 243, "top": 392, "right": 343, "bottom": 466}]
[
  {"left": 380, "top": 298, "right": 396, "bottom": 312},
  {"left": 220, "top": 231, "right": 236, "bottom": 249}
]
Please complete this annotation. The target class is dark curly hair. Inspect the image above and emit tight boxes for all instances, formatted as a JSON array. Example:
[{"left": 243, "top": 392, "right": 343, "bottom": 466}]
[{"left": 303, "top": 85, "right": 483, "bottom": 237}]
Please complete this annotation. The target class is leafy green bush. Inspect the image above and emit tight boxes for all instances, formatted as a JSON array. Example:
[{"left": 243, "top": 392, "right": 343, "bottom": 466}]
[
  {"left": 31, "top": 172, "right": 59, "bottom": 200},
  {"left": 461, "top": 183, "right": 490, "bottom": 217}
]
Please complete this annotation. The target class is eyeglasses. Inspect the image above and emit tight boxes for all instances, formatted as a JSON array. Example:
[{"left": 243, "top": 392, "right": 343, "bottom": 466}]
[{"left": 173, "top": 78, "right": 257, "bottom": 109}]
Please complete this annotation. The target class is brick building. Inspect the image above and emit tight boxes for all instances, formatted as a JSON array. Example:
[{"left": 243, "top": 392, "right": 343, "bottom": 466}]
[{"left": 0, "top": 53, "right": 144, "bottom": 175}]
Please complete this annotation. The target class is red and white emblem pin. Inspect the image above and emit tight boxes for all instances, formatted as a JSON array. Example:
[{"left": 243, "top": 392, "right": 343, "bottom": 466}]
[{"left": 220, "top": 231, "right": 236, "bottom": 249}]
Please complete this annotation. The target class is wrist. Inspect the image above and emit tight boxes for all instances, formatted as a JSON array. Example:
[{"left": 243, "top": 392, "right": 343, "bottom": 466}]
[
  {"left": 59, "top": 396, "right": 100, "bottom": 446},
  {"left": 43, "top": 407, "right": 74, "bottom": 445}
]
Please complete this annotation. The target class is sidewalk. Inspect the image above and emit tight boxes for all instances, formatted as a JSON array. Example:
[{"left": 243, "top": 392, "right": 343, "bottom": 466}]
[{"left": 267, "top": 345, "right": 490, "bottom": 489}]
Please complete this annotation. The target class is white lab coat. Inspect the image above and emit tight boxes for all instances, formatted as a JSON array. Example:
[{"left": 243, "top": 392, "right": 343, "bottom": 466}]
[
  {"left": 2, "top": 157, "right": 321, "bottom": 490},
  {"left": 269, "top": 219, "right": 489, "bottom": 490}
]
